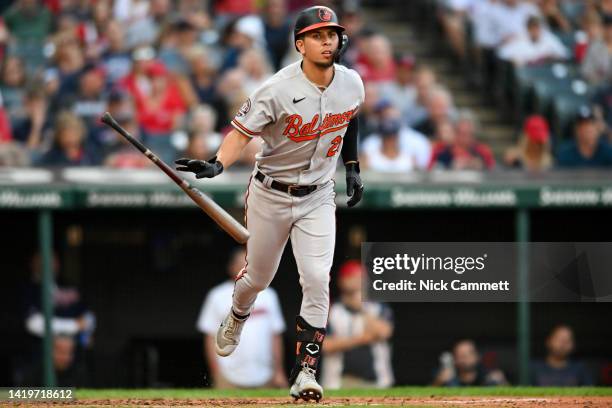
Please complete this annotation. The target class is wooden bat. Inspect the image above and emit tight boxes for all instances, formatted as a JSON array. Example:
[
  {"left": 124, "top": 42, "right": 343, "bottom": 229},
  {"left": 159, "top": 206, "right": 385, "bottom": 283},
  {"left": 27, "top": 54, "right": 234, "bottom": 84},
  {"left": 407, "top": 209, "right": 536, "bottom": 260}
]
[{"left": 100, "top": 112, "right": 250, "bottom": 244}]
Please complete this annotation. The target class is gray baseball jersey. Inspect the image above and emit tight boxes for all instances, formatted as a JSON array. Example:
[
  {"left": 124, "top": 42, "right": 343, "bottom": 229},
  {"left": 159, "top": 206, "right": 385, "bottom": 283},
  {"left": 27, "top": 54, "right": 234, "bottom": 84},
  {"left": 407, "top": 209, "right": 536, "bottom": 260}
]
[{"left": 231, "top": 60, "right": 365, "bottom": 185}]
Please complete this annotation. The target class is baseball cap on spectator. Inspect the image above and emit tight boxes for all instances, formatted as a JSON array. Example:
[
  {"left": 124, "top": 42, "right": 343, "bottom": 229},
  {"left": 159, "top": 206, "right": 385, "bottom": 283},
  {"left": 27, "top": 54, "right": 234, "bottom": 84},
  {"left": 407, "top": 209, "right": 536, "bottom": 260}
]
[
  {"left": 132, "top": 46, "right": 156, "bottom": 61},
  {"left": 396, "top": 54, "right": 415, "bottom": 70},
  {"left": 173, "top": 18, "right": 195, "bottom": 32},
  {"left": 523, "top": 115, "right": 549, "bottom": 144},
  {"left": 146, "top": 61, "right": 167, "bottom": 77},
  {"left": 379, "top": 117, "right": 401, "bottom": 137},
  {"left": 575, "top": 105, "right": 596, "bottom": 123},
  {"left": 374, "top": 99, "right": 393, "bottom": 114},
  {"left": 235, "top": 15, "right": 265, "bottom": 45},
  {"left": 82, "top": 64, "right": 106, "bottom": 79},
  {"left": 109, "top": 88, "right": 129, "bottom": 103},
  {"left": 338, "top": 260, "right": 363, "bottom": 280}
]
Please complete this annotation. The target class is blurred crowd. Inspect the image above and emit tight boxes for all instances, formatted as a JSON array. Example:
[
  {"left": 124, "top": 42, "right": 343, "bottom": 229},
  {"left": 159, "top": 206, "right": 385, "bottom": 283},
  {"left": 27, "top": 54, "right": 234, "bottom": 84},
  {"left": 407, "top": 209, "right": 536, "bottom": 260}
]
[
  {"left": 1, "top": 0, "right": 612, "bottom": 172},
  {"left": 438, "top": 0, "right": 612, "bottom": 170}
]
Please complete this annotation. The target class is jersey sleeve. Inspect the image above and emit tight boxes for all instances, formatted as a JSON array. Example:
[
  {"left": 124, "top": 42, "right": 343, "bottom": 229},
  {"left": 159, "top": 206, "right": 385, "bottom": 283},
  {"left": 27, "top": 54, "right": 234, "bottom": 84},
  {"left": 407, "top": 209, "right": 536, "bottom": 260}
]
[{"left": 231, "top": 83, "right": 276, "bottom": 137}]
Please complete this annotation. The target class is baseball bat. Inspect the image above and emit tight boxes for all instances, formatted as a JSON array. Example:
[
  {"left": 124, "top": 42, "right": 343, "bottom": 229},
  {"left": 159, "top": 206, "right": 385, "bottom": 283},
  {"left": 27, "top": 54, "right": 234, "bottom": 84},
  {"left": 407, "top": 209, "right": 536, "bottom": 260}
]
[{"left": 100, "top": 112, "right": 250, "bottom": 244}]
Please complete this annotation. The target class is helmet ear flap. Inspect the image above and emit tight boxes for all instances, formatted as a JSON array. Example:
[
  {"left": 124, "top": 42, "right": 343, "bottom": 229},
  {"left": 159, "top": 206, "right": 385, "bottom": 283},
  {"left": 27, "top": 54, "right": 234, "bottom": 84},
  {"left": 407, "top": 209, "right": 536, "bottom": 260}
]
[{"left": 334, "top": 33, "right": 349, "bottom": 62}]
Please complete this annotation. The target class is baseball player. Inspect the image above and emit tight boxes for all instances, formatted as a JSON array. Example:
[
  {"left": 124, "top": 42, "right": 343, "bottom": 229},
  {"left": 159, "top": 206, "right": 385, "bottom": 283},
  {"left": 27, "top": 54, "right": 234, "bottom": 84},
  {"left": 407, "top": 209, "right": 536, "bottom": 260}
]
[{"left": 175, "top": 5, "right": 364, "bottom": 402}]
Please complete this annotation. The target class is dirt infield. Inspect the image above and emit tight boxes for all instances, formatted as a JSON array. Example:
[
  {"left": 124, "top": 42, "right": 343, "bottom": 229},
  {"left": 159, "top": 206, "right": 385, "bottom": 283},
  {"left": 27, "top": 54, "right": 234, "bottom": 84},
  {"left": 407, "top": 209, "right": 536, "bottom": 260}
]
[{"left": 8, "top": 396, "right": 612, "bottom": 407}]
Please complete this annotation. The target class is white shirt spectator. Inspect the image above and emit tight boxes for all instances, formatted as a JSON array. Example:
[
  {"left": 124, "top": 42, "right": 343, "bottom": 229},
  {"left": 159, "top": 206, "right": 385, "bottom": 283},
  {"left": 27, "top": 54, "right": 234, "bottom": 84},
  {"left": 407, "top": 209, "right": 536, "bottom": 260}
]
[
  {"left": 498, "top": 30, "right": 568, "bottom": 65},
  {"left": 471, "top": 0, "right": 505, "bottom": 48},
  {"left": 363, "top": 126, "right": 432, "bottom": 171},
  {"left": 494, "top": 1, "right": 541, "bottom": 45},
  {"left": 378, "top": 83, "right": 418, "bottom": 127},
  {"left": 196, "top": 281, "right": 285, "bottom": 387}
]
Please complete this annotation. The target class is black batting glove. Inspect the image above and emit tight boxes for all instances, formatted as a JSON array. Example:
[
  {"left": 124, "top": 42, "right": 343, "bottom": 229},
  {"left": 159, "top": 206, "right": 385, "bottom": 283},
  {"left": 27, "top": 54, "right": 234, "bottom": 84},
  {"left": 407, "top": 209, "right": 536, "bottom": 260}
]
[
  {"left": 345, "top": 162, "right": 363, "bottom": 207},
  {"left": 175, "top": 156, "right": 224, "bottom": 179}
]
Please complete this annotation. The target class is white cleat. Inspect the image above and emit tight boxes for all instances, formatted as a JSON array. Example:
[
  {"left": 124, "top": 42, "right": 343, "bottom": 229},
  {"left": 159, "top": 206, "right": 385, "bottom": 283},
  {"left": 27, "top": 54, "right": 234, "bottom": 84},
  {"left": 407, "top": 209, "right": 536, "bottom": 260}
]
[
  {"left": 215, "top": 310, "right": 247, "bottom": 357},
  {"left": 290, "top": 364, "right": 323, "bottom": 403}
]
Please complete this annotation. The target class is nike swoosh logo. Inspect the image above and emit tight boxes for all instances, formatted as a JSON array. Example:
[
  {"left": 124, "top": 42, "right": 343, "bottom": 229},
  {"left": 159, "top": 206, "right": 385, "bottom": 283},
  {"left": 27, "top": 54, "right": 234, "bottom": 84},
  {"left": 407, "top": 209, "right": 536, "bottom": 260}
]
[{"left": 293, "top": 97, "right": 306, "bottom": 104}]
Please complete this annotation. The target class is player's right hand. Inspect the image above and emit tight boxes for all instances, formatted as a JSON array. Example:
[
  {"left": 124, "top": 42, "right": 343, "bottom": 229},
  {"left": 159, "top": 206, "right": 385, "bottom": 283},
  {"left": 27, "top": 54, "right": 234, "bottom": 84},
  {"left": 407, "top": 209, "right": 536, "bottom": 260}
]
[{"left": 175, "top": 157, "right": 224, "bottom": 178}]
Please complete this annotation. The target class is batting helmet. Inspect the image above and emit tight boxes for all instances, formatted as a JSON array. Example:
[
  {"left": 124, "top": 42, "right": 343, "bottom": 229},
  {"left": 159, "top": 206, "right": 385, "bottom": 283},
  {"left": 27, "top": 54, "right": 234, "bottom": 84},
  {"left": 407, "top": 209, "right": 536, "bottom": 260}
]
[{"left": 294, "top": 5, "right": 348, "bottom": 62}]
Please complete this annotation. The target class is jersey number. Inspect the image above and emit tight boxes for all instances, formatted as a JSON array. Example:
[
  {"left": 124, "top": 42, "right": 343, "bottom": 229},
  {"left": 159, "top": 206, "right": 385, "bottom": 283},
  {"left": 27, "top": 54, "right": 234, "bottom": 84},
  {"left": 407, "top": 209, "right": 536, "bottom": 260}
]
[{"left": 326, "top": 136, "right": 342, "bottom": 157}]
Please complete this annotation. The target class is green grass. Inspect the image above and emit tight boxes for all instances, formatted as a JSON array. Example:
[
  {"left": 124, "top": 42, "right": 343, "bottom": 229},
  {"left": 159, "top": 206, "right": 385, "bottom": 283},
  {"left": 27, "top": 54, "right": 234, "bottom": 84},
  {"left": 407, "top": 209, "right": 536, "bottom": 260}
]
[{"left": 75, "top": 386, "right": 612, "bottom": 399}]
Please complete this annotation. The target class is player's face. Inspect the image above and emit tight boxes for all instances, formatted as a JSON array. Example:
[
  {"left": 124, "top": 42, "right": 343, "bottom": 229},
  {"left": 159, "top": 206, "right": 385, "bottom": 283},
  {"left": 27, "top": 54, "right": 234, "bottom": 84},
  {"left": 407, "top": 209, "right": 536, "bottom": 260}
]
[{"left": 299, "top": 28, "right": 339, "bottom": 68}]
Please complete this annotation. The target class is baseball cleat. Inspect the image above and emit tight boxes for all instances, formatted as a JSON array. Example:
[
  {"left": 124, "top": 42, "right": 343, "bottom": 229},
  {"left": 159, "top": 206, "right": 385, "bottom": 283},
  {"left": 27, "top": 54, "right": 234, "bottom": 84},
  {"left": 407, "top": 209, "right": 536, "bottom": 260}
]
[
  {"left": 215, "top": 310, "right": 247, "bottom": 357},
  {"left": 289, "top": 363, "right": 323, "bottom": 402}
]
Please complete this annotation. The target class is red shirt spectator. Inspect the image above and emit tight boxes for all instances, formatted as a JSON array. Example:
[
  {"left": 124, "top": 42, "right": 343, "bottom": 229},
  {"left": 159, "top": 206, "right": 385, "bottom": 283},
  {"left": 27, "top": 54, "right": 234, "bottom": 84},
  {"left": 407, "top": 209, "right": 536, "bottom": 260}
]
[
  {"left": 354, "top": 34, "right": 397, "bottom": 83},
  {"left": 121, "top": 61, "right": 187, "bottom": 135},
  {"left": 0, "top": 107, "right": 13, "bottom": 142},
  {"left": 214, "top": 0, "right": 255, "bottom": 16},
  {"left": 429, "top": 112, "right": 495, "bottom": 170}
]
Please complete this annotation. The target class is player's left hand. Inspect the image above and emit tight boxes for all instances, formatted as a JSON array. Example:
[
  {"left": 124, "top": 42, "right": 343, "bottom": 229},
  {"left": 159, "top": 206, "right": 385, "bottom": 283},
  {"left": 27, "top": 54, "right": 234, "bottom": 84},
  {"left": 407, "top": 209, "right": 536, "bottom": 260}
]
[
  {"left": 345, "top": 162, "right": 363, "bottom": 207},
  {"left": 175, "top": 157, "right": 224, "bottom": 178}
]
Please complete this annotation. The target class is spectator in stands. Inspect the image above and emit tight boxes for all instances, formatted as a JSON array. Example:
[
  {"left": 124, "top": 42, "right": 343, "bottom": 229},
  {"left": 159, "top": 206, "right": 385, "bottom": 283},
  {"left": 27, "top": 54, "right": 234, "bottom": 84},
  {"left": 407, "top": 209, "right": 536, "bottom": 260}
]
[
  {"left": 414, "top": 86, "right": 455, "bottom": 139},
  {"left": 556, "top": 106, "right": 612, "bottom": 167},
  {"left": 36, "top": 111, "right": 94, "bottom": 166},
  {"left": 0, "top": 142, "right": 29, "bottom": 166},
  {"left": 0, "top": 56, "right": 27, "bottom": 121},
  {"left": 363, "top": 102, "right": 431, "bottom": 171},
  {"left": 439, "top": 0, "right": 474, "bottom": 61},
  {"left": 470, "top": 0, "right": 504, "bottom": 89},
  {"left": 262, "top": 0, "right": 291, "bottom": 71},
  {"left": 379, "top": 55, "right": 417, "bottom": 126},
  {"left": 575, "top": 11, "right": 603, "bottom": 64},
  {"left": 2, "top": 0, "right": 53, "bottom": 71},
  {"left": 10, "top": 88, "right": 49, "bottom": 149},
  {"left": 187, "top": 46, "right": 228, "bottom": 131},
  {"left": 495, "top": 0, "right": 541, "bottom": 46},
  {"left": 104, "top": 111, "right": 151, "bottom": 168},
  {"left": 498, "top": 16, "right": 568, "bottom": 66},
  {"left": 45, "top": 35, "right": 86, "bottom": 104},
  {"left": 159, "top": 18, "right": 201, "bottom": 75},
  {"left": 404, "top": 66, "right": 437, "bottom": 127},
  {"left": 432, "top": 339, "right": 508, "bottom": 386},
  {"left": 429, "top": 110, "right": 495, "bottom": 170},
  {"left": 237, "top": 48, "right": 272, "bottom": 95},
  {"left": 504, "top": 115, "right": 553, "bottom": 171},
  {"left": 100, "top": 20, "right": 132, "bottom": 86},
  {"left": 130, "top": 61, "right": 188, "bottom": 163},
  {"left": 359, "top": 82, "right": 383, "bottom": 139},
  {"left": 196, "top": 247, "right": 287, "bottom": 389},
  {"left": 120, "top": 0, "right": 173, "bottom": 50},
  {"left": 321, "top": 260, "right": 394, "bottom": 389},
  {"left": 362, "top": 118, "right": 417, "bottom": 172},
  {"left": 87, "top": 89, "right": 133, "bottom": 160},
  {"left": 337, "top": 7, "right": 366, "bottom": 67},
  {"left": 355, "top": 33, "right": 396, "bottom": 83},
  {"left": 581, "top": 14, "right": 612, "bottom": 84},
  {"left": 216, "top": 68, "right": 248, "bottom": 129},
  {"left": 71, "top": 65, "right": 108, "bottom": 128},
  {"left": 538, "top": 0, "right": 571, "bottom": 33},
  {"left": 531, "top": 325, "right": 594, "bottom": 386},
  {"left": 17, "top": 335, "right": 91, "bottom": 387},
  {"left": 182, "top": 104, "right": 223, "bottom": 160},
  {"left": 221, "top": 15, "right": 266, "bottom": 72}
]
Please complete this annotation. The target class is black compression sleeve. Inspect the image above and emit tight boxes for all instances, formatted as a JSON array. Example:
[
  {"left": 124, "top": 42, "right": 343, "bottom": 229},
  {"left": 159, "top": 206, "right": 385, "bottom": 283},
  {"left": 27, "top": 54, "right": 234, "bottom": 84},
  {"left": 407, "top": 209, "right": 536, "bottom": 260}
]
[{"left": 341, "top": 117, "right": 359, "bottom": 164}]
